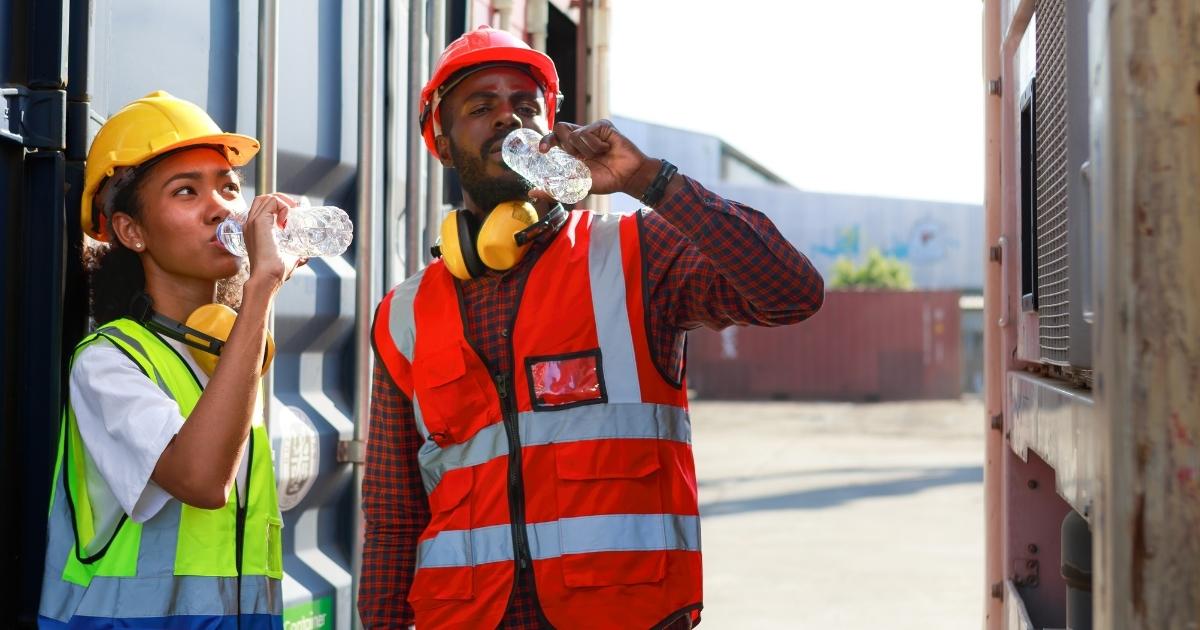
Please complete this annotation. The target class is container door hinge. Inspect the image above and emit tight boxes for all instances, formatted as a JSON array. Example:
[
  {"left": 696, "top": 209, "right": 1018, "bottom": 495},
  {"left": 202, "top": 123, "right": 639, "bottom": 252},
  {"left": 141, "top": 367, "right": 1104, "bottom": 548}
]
[
  {"left": 1, "top": 86, "right": 66, "bottom": 149},
  {"left": 337, "top": 439, "right": 368, "bottom": 464}
]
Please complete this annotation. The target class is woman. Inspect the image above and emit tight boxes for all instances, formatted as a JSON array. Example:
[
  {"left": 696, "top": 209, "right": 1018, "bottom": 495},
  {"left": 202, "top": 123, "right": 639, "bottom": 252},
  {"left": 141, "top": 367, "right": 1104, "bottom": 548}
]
[{"left": 38, "top": 91, "right": 298, "bottom": 629}]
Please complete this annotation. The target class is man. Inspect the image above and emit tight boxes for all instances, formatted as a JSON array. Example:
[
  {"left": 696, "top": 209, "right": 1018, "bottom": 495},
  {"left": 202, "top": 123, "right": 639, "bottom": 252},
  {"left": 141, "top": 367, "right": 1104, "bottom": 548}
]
[{"left": 361, "top": 26, "right": 824, "bottom": 629}]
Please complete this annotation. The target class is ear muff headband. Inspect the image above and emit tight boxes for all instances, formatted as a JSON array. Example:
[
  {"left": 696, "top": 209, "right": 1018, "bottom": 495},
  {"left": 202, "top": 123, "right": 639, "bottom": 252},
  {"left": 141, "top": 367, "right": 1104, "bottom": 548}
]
[
  {"left": 131, "top": 293, "right": 225, "bottom": 355},
  {"left": 514, "top": 204, "right": 567, "bottom": 246},
  {"left": 143, "top": 312, "right": 227, "bottom": 355}
]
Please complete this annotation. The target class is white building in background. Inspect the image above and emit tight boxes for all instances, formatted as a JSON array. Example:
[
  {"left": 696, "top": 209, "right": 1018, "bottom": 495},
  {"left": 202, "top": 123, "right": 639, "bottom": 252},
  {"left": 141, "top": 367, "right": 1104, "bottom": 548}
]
[{"left": 609, "top": 115, "right": 985, "bottom": 293}]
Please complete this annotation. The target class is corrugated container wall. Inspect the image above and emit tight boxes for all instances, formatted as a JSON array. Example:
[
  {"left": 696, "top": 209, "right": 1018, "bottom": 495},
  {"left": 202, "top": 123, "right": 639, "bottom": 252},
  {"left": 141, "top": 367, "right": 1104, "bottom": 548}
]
[
  {"left": 2, "top": 1, "right": 596, "bottom": 627},
  {"left": 687, "top": 291, "right": 962, "bottom": 401},
  {"left": 1, "top": 0, "right": 376, "bottom": 626}
]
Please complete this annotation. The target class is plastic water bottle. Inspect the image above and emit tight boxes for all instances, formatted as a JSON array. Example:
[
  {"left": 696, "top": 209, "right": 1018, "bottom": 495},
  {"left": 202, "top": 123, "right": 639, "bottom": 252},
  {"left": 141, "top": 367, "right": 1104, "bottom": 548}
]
[
  {"left": 216, "top": 205, "right": 354, "bottom": 258},
  {"left": 501, "top": 128, "right": 592, "bottom": 204}
]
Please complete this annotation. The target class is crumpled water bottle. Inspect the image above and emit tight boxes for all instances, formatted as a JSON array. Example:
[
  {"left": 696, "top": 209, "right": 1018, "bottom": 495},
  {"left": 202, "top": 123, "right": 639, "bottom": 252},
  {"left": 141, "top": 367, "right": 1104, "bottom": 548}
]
[
  {"left": 501, "top": 128, "right": 592, "bottom": 204},
  {"left": 216, "top": 204, "right": 354, "bottom": 258}
]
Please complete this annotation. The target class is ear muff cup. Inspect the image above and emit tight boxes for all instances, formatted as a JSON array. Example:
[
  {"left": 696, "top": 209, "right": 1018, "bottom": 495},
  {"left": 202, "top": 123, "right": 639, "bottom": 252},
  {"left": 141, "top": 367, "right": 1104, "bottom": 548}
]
[
  {"left": 437, "top": 211, "right": 468, "bottom": 280},
  {"left": 456, "top": 210, "right": 487, "bottom": 279},
  {"left": 184, "top": 303, "right": 275, "bottom": 376},
  {"left": 477, "top": 201, "right": 538, "bottom": 271},
  {"left": 438, "top": 209, "right": 488, "bottom": 280}
]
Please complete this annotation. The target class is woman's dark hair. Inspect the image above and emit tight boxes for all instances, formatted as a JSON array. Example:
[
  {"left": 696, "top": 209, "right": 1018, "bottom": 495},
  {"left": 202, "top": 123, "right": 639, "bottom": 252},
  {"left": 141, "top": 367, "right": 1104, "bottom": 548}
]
[{"left": 85, "top": 172, "right": 148, "bottom": 324}]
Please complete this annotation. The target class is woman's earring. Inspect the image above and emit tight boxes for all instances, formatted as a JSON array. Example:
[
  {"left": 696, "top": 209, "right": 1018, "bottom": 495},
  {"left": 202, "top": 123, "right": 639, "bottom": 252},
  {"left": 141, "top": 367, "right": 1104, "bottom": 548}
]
[{"left": 134, "top": 242, "right": 143, "bottom": 250}]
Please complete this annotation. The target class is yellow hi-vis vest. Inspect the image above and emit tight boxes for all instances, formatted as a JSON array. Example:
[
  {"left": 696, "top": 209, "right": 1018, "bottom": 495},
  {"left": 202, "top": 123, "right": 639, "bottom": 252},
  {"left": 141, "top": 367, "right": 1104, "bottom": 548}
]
[{"left": 38, "top": 318, "right": 283, "bottom": 628}]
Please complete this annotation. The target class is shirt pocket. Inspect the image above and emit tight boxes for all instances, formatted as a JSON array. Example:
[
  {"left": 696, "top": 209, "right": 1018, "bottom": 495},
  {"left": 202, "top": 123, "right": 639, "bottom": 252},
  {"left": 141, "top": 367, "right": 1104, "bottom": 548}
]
[
  {"left": 554, "top": 439, "right": 667, "bottom": 588},
  {"left": 413, "top": 341, "right": 496, "bottom": 447}
]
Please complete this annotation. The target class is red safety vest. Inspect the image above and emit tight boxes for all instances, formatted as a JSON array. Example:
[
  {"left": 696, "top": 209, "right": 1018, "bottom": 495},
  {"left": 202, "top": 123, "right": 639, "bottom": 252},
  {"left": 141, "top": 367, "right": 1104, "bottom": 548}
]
[{"left": 374, "top": 210, "right": 702, "bottom": 629}]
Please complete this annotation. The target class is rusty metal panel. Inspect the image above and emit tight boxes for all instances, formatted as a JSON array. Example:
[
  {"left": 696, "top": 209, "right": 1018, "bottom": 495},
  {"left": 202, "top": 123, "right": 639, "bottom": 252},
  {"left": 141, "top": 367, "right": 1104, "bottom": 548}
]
[
  {"left": 1002, "top": 447, "right": 1070, "bottom": 627},
  {"left": 1007, "top": 371, "right": 1096, "bottom": 520},
  {"left": 686, "top": 291, "right": 962, "bottom": 401}
]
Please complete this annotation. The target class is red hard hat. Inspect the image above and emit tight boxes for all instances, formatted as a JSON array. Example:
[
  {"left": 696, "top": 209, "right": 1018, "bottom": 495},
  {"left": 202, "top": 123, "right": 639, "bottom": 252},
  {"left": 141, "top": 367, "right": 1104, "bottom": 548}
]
[{"left": 420, "top": 25, "right": 560, "bottom": 159}]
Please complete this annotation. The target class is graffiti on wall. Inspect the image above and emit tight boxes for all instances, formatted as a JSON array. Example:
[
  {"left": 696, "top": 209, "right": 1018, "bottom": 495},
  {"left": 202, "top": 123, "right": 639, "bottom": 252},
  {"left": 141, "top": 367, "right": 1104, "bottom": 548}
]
[{"left": 809, "top": 217, "right": 956, "bottom": 265}]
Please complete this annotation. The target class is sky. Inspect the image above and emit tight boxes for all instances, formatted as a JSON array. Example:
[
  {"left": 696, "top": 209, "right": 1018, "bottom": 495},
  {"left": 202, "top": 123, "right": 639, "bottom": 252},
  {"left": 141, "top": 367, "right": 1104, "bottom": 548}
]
[{"left": 607, "top": 0, "right": 985, "bottom": 204}]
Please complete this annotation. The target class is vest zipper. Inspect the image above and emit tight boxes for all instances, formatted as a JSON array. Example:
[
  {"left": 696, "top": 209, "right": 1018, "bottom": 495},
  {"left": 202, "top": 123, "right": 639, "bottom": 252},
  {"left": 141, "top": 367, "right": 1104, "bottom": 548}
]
[{"left": 495, "top": 372, "right": 531, "bottom": 571}]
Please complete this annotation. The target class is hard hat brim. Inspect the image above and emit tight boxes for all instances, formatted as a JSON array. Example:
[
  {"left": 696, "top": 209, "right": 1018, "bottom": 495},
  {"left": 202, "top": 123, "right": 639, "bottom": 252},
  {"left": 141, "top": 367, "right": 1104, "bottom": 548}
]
[{"left": 137, "top": 132, "right": 262, "bottom": 169}]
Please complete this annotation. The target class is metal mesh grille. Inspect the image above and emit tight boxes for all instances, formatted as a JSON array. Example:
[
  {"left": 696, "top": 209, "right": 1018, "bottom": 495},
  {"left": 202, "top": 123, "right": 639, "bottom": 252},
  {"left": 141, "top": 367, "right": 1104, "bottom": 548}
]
[{"left": 1035, "top": 0, "right": 1070, "bottom": 364}]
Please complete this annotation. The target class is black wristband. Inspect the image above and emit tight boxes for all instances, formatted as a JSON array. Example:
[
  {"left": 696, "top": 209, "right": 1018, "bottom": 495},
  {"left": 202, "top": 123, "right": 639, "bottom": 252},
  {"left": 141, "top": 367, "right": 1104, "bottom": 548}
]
[{"left": 638, "top": 159, "right": 678, "bottom": 208}]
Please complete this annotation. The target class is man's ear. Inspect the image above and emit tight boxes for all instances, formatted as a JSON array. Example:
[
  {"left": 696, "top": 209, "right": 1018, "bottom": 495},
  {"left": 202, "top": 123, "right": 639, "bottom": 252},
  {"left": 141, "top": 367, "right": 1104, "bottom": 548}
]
[
  {"left": 110, "top": 212, "right": 146, "bottom": 251},
  {"left": 435, "top": 135, "right": 455, "bottom": 168}
]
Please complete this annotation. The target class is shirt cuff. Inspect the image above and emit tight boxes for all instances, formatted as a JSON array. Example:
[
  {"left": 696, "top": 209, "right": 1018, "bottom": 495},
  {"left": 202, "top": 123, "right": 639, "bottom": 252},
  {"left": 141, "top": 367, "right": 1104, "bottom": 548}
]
[{"left": 645, "top": 174, "right": 725, "bottom": 237}]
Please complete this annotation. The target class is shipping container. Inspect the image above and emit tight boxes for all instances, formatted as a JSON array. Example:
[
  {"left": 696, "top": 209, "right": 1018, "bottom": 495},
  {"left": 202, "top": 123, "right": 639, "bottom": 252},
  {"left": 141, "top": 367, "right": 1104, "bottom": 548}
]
[
  {"left": 687, "top": 290, "right": 961, "bottom": 401},
  {"left": 0, "top": 1, "right": 604, "bottom": 627},
  {"left": 982, "top": 0, "right": 1200, "bottom": 628}
]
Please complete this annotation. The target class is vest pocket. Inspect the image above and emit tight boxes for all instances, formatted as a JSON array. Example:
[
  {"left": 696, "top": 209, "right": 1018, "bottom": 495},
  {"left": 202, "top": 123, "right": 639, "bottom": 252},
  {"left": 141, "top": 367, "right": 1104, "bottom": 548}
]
[
  {"left": 525, "top": 349, "right": 607, "bottom": 411},
  {"left": 414, "top": 342, "right": 496, "bottom": 447},
  {"left": 265, "top": 517, "right": 283, "bottom": 577},
  {"left": 411, "top": 469, "right": 475, "bottom": 605},
  {"left": 554, "top": 440, "right": 668, "bottom": 587}
]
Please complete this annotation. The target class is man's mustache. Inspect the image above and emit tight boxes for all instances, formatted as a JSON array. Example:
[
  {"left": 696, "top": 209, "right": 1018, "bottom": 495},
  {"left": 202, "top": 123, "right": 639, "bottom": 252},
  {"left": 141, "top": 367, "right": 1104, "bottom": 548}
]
[{"left": 482, "top": 130, "right": 515, "bottom": 159}]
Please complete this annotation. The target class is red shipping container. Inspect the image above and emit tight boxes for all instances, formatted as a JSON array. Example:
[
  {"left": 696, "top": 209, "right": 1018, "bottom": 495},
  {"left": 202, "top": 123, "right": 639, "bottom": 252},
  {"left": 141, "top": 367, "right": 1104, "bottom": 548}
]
[{"left": 686, "top": 290, "right": 962, "bottom": 401}]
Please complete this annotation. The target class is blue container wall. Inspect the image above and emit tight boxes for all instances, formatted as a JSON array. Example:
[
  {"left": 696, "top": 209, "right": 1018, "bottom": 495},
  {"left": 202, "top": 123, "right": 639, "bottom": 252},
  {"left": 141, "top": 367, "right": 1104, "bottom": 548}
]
[
  {"left": 1, "top": 0, "right": 79, "bottom": 626},
  {"left": 75, "top": 0, "right": 362, "bottom": 625}
]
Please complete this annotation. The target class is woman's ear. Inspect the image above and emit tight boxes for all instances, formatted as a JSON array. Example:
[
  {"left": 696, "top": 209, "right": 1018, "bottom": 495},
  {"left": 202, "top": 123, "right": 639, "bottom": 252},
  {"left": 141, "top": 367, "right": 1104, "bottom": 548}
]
[{"left": 109, "top": 212, "right": 146, "bottom": 252}]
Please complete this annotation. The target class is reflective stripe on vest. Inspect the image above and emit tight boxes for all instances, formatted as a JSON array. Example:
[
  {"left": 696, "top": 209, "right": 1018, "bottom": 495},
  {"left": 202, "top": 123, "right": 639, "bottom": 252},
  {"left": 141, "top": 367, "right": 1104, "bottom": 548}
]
[
  {"left": 417, "top": 403, "right": 691, "bottom": 495},
  {"left": 39, "top": 318, "right": 282, "bottom": 625},
  {"left": 378, "top": 210, "right": 702, "bottom": 628},
  {"left": 418, "top": 513, "right": 701, "bottom": 569}
]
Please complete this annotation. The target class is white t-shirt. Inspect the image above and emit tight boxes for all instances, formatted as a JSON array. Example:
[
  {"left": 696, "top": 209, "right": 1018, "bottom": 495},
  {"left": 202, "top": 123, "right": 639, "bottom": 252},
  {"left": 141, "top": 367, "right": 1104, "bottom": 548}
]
[{"left": 68, "top": 332, "right": 249, "bottom": 553}]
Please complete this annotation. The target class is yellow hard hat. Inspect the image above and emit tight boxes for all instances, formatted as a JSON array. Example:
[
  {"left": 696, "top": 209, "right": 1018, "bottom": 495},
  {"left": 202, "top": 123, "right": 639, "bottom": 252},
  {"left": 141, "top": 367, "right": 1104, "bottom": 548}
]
[{"left": 82, "top": 90, "right": 260, "bottom": 242}]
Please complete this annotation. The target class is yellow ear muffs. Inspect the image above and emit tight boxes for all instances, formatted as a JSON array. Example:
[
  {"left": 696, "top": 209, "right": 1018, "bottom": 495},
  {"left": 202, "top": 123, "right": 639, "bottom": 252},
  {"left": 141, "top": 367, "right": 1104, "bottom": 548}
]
[
  {"left": 184, "top": 303, "right": 275, "bottom": 376},
  {"left": 436, "top": 201, "right": 538, "bottom": 280},
  {"left": 477, "top": 201, "right": 539, "bottom": 271},
  {"left": 438, "top": 210, "right": 486, "bottom": 280}
]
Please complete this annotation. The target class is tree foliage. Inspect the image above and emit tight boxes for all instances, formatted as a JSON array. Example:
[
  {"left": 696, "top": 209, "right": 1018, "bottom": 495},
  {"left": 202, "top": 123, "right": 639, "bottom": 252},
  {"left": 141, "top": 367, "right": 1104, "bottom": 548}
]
[{"left": 829, "top": 248, "right": 914, "bottom": 290}]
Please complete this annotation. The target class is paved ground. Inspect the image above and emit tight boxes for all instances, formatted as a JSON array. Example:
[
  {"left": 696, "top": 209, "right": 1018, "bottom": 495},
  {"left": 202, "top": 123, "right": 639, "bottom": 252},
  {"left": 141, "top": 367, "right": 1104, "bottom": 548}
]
[{"left": 689, "top": 397, "right": 985, "bottom": 629}]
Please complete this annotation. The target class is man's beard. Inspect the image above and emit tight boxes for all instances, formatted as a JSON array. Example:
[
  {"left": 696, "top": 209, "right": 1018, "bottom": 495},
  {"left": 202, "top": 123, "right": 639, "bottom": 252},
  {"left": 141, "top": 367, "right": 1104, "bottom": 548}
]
[{"left": 449, "top": 134, "right": 533, "bottom": 213}]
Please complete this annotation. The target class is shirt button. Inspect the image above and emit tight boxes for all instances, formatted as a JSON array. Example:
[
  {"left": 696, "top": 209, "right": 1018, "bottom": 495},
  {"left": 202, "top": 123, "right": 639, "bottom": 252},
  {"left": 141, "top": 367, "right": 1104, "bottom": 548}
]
[{"left": 500, "top": 329, "right": 510, "bottom": 338}]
